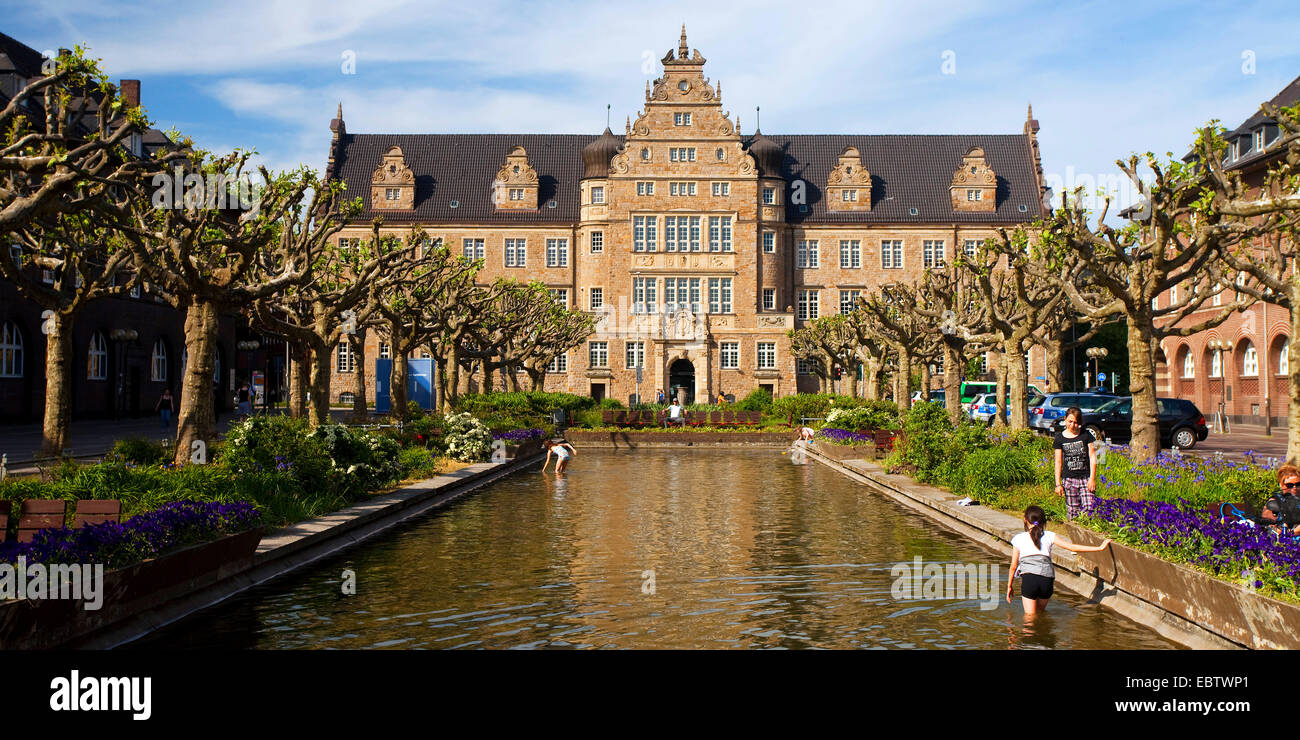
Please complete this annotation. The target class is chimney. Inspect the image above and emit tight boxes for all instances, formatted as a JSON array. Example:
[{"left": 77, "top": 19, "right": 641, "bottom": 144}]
[{"left": 120, "top": 79, "right": 140, "bottom": 107}]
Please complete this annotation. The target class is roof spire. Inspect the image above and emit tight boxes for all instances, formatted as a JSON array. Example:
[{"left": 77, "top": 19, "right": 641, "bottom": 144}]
[
  {"left": 755, "top": 105, "right": 761, "bottom": 134},
  {"left": 1027, "top": 103, "right": 1033, "bottom": 120},
  {"left": 626, "top": 115, "right": 631, "bottom": 135},
  {"left": 336, "top": 101, "right": 343, "bottom": 121},
  {"left": 606, "top": 103, "right": 611, "bottom": 129},
  {"left": 716, "top": 79, "right": 721, "bottom": 102},
  {"left": 679, "top": 24, "right": 689, "bottom": 59}
]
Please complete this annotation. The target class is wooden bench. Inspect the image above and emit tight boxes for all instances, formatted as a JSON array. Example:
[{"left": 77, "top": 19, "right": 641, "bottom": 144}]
[
  {"left": 602, "top": 410, "right": 617, "bottom": 425},
  {"left": 73, "top": 500, "right": 122, "bottom": 528},
  {"left": 17, "top": 499, "right": 67, "bottom": 543}
]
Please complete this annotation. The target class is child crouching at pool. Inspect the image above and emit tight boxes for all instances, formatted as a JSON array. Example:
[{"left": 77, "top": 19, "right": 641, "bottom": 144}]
[
  {"left": 540, "top": 439, "right": 577, "bottom": 475},
  {"left": 1007, "top": 505, "right": 1111, "bottom": 615}
]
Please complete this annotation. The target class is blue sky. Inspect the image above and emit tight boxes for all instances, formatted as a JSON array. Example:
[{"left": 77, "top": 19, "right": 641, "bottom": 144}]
[{"left": 6, "top": 0, "right": 1300, "bottom": 212}]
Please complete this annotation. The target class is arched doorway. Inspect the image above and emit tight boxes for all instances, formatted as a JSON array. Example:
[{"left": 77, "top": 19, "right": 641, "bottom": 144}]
[{"left": 669, "top": 358, "right": 695, "bottom": 405}]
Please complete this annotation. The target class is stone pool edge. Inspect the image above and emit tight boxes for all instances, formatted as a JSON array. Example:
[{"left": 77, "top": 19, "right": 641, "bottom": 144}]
[
  {"left": 804, "top": 446, "right": 1240, "bottom": 650},
  {"left": 82, "top": 452, "right": 545, "bottom": 649}
]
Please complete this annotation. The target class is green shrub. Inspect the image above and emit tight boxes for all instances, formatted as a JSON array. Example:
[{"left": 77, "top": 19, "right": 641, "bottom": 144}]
[
  {"left": 310, "top": 424, "right": 404, "bottom": 497},
  {"left": 454, "top": 391, "right": 596, "bottom": 417},
  {"left": 770, "top": 393, "right": 869, "bottom": 424},
  {"left": 599, "top": 397, "right": 625, "bottom": 409},
  {"left": 220, "top": 415, "right": 332, "bottom": 493},
  {"left": 897, "top": 401, "right": 952, "bottom": 482},
  {"left": 443, "top": 412, "right": 493, "bottom": 462},
  {"left": 735, "top": 388, "right": 773, "bottom": 412},
  {"left": 397, "top": 447, "right": 443, "bottom": 479},
  {"left": 956, "top": 447, "right": 1040, "bottom": 499},
  {"left": 108, "top": 437, "right": 170, "bottom": 466},
  {"left": 824, "top": 400, "right": 899, "bottom": 431}
]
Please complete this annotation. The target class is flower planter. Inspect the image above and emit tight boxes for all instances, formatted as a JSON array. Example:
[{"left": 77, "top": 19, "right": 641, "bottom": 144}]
[
  {"left": 1066, "top": 522, "right": 1300, "bottom": 649},
  {"left": 504, "top": 438, "right": 543, "bottom": 459},
  {"left": 812, "top": 440, "right": 877, "bottom": 461},
  {"left": 0, "top": 527, "right": 264, "bottom": 650}
]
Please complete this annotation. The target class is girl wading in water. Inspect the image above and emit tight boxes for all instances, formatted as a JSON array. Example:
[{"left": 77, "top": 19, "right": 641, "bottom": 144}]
[
  {"left": 1054, "top": 406, "right": 1098, "bottom": 518},
  {"left": 540, "top": 439, "right": 577, "bottom": 475},
  {"left": 1007, "top": 505, "right": 1111, "bottom": 615}
]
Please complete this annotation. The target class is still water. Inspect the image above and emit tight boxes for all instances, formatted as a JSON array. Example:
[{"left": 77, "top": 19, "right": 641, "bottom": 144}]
[{"left": 136, "top": 449, "right": 1176, "bottom": 649}]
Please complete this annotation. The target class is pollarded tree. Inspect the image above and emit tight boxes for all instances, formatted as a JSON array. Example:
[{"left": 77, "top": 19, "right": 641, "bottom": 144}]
[
  {"left": 1037, "top": 133, "right": 1270, "bottom": 455},
  {"left": 519, "top": 305, "right": 596, "bottom": 392},
  {"left": 122, "top": 152, "right": 358, "bottom": 464},
  {"left": 910, "top": 260, "right": 995, "bottom": 423},
  {"left": 252, "top": 218, "right": 420, "bottom": 426},
  {"left": 789, "top": 314, "right": 863, "bottom": 397},
  {"left": 854, "top": 285, "right": 930, "bottom": 410},
  {"left": 1201, "top": 100, "right": 1300, "bottom": 458}
]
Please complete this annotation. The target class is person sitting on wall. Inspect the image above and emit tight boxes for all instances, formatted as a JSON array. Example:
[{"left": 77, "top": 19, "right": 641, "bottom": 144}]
[{"left": 665, "top": 399, "right": 685, "bottom": 428}]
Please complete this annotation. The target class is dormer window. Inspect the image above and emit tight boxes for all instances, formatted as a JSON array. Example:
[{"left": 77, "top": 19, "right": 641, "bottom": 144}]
[
  {"left": 509, "top": 188, "right": 524, "bottom": 201},
  {"left": 950, "top": 146, "right": 996, "bottom": 212},
  {"left": 370, "top": 146, "right": 415, "bottom": 210},
  {"left": 493, "top": 145, "right": 540, "bottom": 210},
  {"left": 967, "top": 189, "right": 982, "bottom": 201},
  {"left": 1254, "top": 129, "right": 1264, "bottom": 151},
  {"left": 842, "top": 190, "right": 858, "bottom": 202},
  {"left": 827, "top": 146, "right": 872, "bottom": 212},
  {"left": 385, "top": 188, "right": 400, "bottom": 200}
]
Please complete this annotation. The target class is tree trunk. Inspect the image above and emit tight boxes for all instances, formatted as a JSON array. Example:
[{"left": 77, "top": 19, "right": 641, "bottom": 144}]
[
  {"left": 845, "top": 361, "right": 859, "bottom": 398},
  {"left": 288, "top": 342, "right": 309, "bottom": 418},
  {"left": 1289, "top": 291, "right": 1300, "bottom": 463},
  {"left": 993, "top": 352, "right": 1009, "bottom": 430},
  {"left": 392, "top": 351, "right": 410, "bottom": 420},
  {"left": 1045, "top": 342, "right": 1064, "bottom": 394},
  {"left": 350, "top": 328, "right": 368, "bottom": 422},
  {"left": 528, "top": 367, "right": 545, "bottom": 392},
  {"left": 483, "top": 362, "right": 494, "bottom": 395},
  {"left": 1005, "top": 336, "right": 1029, "bottom": 430},
  {"left": 308, "top": 343, "right": 331, "bottom": 427},
  {"left": 39, "top": 310, "right": 74, "bottom": 457},
  {"left": 943, "top": 341, "right": 963, "bottom": 424},
  {"left": 865, "top": 356, "right": 882, "bottom": 400},
  {"left": 174, "top": 299, "right": 219, "bottom": 466},
  {"left": 445, "top": 346, "right": 461, "bottom": 412},
  {"left": 1127, "top": 314, "right": 1161, "bottom": 458},
  {"left": 919, "top": 360, "right": 932, "bottom": 404},
  {"left": 897, "top": 347, "right": 912, "bottom": 411},
  {"left": 508, "top": 366, "right": 522, "bottom": 392}
]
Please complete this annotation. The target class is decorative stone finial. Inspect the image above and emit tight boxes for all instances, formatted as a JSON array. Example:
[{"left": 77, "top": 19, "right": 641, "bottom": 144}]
[{"left": 679, "top": 24, "right": 688, "bottom": 59}]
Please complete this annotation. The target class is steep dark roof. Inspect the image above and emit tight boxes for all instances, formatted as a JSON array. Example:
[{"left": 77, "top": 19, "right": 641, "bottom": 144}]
[
  {"left": 1224, "top": 74, "right": 1300, "bottom": 172},
  {"left": 0, "top": 32, "right": 47, "bottom": 77},
  {"left": 333, "top": 131, "right": 1043, "bottom": 225}
]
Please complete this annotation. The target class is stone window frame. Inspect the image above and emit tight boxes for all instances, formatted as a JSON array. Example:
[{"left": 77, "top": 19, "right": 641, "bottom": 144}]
[
  {"left": 591, "top": 231, "right": 604, "bottom": 253},
  {"left": 462, "top": 238, "right": 485, "bottom": 261},
  {"left": 549, "top": 288, "right": 568, "bottom": 308},
  {"left": 757, "top": 342, "right": 776, "bottom": 370},
  {"left": 963, "top": 239, "right": 979, "bottom": 257},
  {"left": 385, "top": 187, "right": 400, "bottom": 201},
  {"left": 591, "top": 186, "right": 605, "bottom": 204},
  {"left": 796, "top": 239, "right": 819, "bottom": 269},
  {"left": 839, "top": 290, "right": 860, "bottom": 316},
  {"left": 838, "top": 240, "right": 861, "bottom": 269},
  {"left": 923, "top": 239, "right": 946, "bottom": 269},
  {"left": 590, "top": 287, "right": 603, "bottom": 311},
  {"left": 763, "top": 288, "right": 776, "bottom": 311},
  {"left": 708, "top": 216, "right": 733, "bottom": 252},
  {"left": 797, "top": 289, "right": 819, "bottom": 321},
  {"left": 336, "top": 342, "right": 356, "bottom": 374},
  {"left": 966, "top": 189, "right": 982, "bottom": 202},
  {"left": 545, "top": 238, "right": 569, "bottom": 268},
  {"left": 636, "top": 181, "right": 655, "bottom": 196},
  {"left": 625, "top": 340, "right": 645, "bottom": 369},
  {"left": 881, "top": 239, "right": 903, "bottom": 270},
  {"left": 505, "top": 238, "right": 527, "bottom": 268},
  {"left": 632, "top": 277, "right": 658, "bottom": 314},
  {"left": 589, "top": 341, "right": 609, "bottom": 369},
  {"left": 762, "top": 187, "right": 776, "bottom": 205},
  {"left": 762, "top": 232, "right": 775, "bottom": 253},
  {"left": 674, "top": 112, "right": 693, "bottom": 126},
  {"left": 509, "top": 188, "right": 525, "bottom": 201},
  {"left": 708, "top": 277, "right": 733, "bottom": 314},
  {"left": 548, "top": 353, "right": 568, "bottom": 373},
  {"left": 720, "top": 341, "right": 740, "bottom": 370},
  {"left": 712, "top": 182, "right": 730, "bottom": 196}
]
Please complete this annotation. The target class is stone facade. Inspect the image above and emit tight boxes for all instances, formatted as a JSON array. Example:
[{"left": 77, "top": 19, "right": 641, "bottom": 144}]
[{"left": 324, "top": 28, "right": 1048, "bottom": 406}]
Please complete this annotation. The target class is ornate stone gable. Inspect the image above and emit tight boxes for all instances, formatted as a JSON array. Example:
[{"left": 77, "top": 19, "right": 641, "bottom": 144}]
[
  {"left": 493, "top": 145, "right": 540, "bottom": 210},
  {"left": 826, "top": 146, "right": 872, "bottom": 212},
  {"left": 950, "top": 145, "right": 997, "bottom": 212},
  {"left": 370, "top": 146, "right": 414, "bottom": 210}
]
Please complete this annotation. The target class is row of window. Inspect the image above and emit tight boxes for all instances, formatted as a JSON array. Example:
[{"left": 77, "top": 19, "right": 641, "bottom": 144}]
[
  {"left": 336, "top": 341, "right": 395, "bottom": 373},
  {"left": 1158, "top": 273, "right": 1249, "bottom": 309},
  {"left": 628, "top": 277, "right": 732, "bottom": 313},
  {"left": 796, "top": 239, "right": 970, "bottom": 269},
  {"left": 1181, "top": 344, "right": 1288, "bottom": 379},
  {"left": 0, "top": 321, "right": 171, "bottom": 383},
  {"left": 581, "top": 340, "right": 778, "bottom": 371},
  {"left": 632, "top": 216, "right": 734, "bottom": 252},
  {"left": 636, "top": 146, "right": 731, "bottom": 164},
  {"left": 794, "top": 289, "right": 868, "bottom": 320},
  {"left": 462, "top": 238, "right": 571, "bottom": 267}
]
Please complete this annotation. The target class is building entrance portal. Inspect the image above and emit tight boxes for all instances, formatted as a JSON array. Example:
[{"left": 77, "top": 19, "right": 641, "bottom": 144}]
[{"left": 669, "top": 359, "right": 695, "bottom": 405}]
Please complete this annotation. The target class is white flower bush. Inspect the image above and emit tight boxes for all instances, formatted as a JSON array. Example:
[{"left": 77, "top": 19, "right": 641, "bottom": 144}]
[{"left": 444, "top": 412, "right": 493, "bottom": 462}]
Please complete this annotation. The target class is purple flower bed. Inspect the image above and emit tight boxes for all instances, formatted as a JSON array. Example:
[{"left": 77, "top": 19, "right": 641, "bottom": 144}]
[
  {"left": 1082, "top": 497, "right": 1300, "bottom": 595},
  {"left": 492, "top": 428, "right": 545, "bottom": 442},
  {"left": 817, "top": 428, "right": 872, "bottom": 445},
  {"left": 0, "top": 500, "right": 262, "bottom": 569}
]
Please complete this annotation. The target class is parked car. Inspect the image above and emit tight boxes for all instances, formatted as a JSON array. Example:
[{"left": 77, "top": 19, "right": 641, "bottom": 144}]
[
  {"left": 970, "top": 392, "right": 1045, "bottom": 425},
  {"left": 1029, "top": 392, "right": 1120, "bottom": 431},
  {"left": 1049, "top": 396, "right": 1208, "bottom": 449},
  {"left": 960, "top": 381, "right": 1046, "bottom": 405},
  {"left": 911, "top": 389, "right": 948, "bottom": 406}
]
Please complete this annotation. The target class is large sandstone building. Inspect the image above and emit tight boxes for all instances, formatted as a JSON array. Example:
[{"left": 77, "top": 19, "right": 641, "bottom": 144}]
[{"left": 325, "top": 29, "right": 1048, "bottom": 405}]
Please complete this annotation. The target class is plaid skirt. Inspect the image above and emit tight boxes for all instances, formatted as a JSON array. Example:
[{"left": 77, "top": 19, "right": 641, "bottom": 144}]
[{"left": 1062, "top": 477, "right": 1095, "bottom": 519}]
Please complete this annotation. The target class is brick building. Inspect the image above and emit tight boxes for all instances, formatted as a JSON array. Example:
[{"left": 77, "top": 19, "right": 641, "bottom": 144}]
[
  {"left": 325, "top": 28, "right": 1048, "bottom": 406},
  {"left": 1156, "top": 74, "right": 1300, "bottom": 429}
]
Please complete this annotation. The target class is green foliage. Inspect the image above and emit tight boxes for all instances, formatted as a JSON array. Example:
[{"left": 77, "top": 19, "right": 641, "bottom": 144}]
[
  {"left": 107, "top": 437, "right": 170, "bottom": 466},
  {"left": 770, "top": 393, "right": 870, "bottom": 423},
  {"left": 443, "top": 412, "right": 493, "bottom": 462},
  {"left": 824, "top": 400, "right": 899, "bottom": 431},
  {"left": 454, "top": 391, "right": 596, "bottom": 416},
  {"left": 309, "top": 424, "right": 404, "bottom": 497},
  {"left": 397, "top": 447, "right": 443, "bottom": 480},
  {"left": 956, "top": 447, "right": 1040, "bottom": 500},
  {"left": 897, "top": 402, "right": 953, "bottom": 482},
  {"left": 220, "top": 415, "right": 331, "bottom": 492},
  {"left": 599, "top": 397, "right": 625, "bottom": 409},
  {"left": 735, "top": 387, "right": 774, "bottom": 412}
]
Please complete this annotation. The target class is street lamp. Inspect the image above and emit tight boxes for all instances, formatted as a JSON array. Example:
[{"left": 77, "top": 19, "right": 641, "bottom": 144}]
[
  {"left": 1085, "top": 347, "right": 1108, "bottom": 391},
  {"left": 1208, "top": 339, "right": 1233, "bottom": 433}
]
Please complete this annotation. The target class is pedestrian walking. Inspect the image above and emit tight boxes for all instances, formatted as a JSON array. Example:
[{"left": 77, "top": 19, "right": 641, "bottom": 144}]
[
  {"left": 1007, "top": 505, "right": 1111, "bottom": 615},
  {"left": 1054, "top": 407, "right": 1097, "bottom": 518},
  {"left": 237, "top": 382, "right": 252, "bottom": 416},
  {"left": 156, "top": 388, "right": 174, "bottom": 430}
]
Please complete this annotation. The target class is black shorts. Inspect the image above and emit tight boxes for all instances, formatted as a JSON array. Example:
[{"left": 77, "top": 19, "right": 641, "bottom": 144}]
[{"left": 1020, "top": 573, "right": 1055, "bottom": 600}]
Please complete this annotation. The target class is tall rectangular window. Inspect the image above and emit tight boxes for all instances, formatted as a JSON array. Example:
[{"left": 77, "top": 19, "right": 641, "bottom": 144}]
[
  {"left": 797, "top": 290, "right": 819, "bottom": 321},
  {"left": 549, "top": 288, "right": 568, "bottom": 308},
  {"left": 590, "top": 186, "right": 604, "bottom": 204},
  {"left": 720, "top": 342, "right": 739, "bottom": 369},
  {"left": 462, "top": 238, "right": 485, "bottom": 261},
  {"left": 963, "top": 239, "right": 979, "bottom": 257},
  {"left": 688, "top": 216, "right": 701, "bottom": 252},
  {"left": 546, "top": 238, "right": 568, "bottom": 267},
  {"left": 589, "top": 342, "right": 608, "bottom": 368},
  {"left": 708, "top": 278, "right": 732, "bottom": 314},
  {"left": 379, "top": 342, "right": 391, "bottom": 359},
  {"left": 590, "top": 231, "right": 603, "bottom": 253},
  {"left": 762, "top": 188, "right": 775, "bottom": 204},
  {"left": 589, "top": 287, "right": 603, "bottom": 310},
  {"left": 757, "top": 342, "right": 776, "bottom": 370},
  {"left": 548, "top": 354, "right": 567, "bottom": 373},
  {"left": 763, "top": 288, "right": 776, "bottom": 310},
  {"left": 688, "top": 277, "right": 701, "bottom": 312},
  {"left": 797, "top": 358, "right": 816, "bottom": 375},
  {"left": 633, "top": 278, "right": 657, "bottom": 313},
  {"left": 923, "top": 239, "right": 945, "bottom": 268},
  {"left": 762, "top": 232, "right": 775, "bottom": 253},
  {"left": 336, "top": 342, "right": 355, "bottom": 373},
  {"left": 708, "top": 216, "right": 732, "bottom": 252},
  {"left": 881, "top": 240, "right": 903, "bottom": 269},
  {"left": 839, "top": 240, "right": 861, "bottom": 269},
  {"left": 839, "top": 290, "right": 860, "bottom": 315},
  {"left": 797, "top": 240, "right": 819, "bottom": 268},
  {"left": 505, "top": 238, "right": 526, "bottom": 267},
  {"left": 625, "top": 341, "right": 645, "bottom": 369},
  {"left": 634, "top": 216, "right": 657, "bottom": 252}
]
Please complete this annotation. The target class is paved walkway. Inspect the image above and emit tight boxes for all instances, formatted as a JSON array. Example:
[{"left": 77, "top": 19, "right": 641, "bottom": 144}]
[{"left": 1190, "top": 428, "right": 1289, "bottom": 461}]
